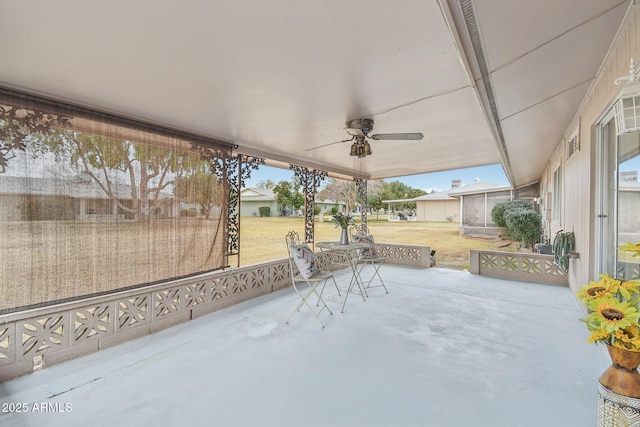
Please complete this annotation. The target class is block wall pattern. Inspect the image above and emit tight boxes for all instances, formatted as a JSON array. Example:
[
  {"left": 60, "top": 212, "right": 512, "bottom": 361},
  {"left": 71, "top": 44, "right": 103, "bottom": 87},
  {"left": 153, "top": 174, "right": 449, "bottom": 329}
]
[
  {"left": 470, "top": 250, "right": 567, "bottom": 286},
  {"left": 0, "top": 243, "right": 430, "bottom": 381}
]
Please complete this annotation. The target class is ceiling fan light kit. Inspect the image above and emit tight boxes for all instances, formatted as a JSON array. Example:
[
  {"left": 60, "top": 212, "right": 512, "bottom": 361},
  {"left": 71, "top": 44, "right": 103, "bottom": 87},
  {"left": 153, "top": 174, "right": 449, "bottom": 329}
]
[
  {"left": 344, "top": 118, "right": 422, "bottom": 158},
  {"left": 306, "top": 117, "right": 423, "bottom": 158},
  {"left": 349, "top": 139, "right": 373, "bottom": 158}
]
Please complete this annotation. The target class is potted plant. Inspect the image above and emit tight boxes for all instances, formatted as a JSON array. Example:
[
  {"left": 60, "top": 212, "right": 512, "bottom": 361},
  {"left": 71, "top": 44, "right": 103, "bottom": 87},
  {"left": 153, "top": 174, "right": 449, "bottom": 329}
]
[
  {"left": 332, "top": 212, "right": 355, "bottom": 245},
  {"left": 577, "top": 242, "right": 640, "bottom": 402}
]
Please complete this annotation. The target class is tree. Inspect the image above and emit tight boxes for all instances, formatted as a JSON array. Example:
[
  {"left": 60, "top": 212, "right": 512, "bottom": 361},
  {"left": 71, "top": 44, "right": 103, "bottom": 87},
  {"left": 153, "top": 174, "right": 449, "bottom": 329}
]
[
  {"left": 256, "top": 179, "right": 275, "bottom": 189},
  {"left": 272, "top": 179, "right": 307, "bottom": 215},
  {"left": 380, "top": 180, "right": 426, "bottom": 201},
  {"left": 377, "top": 180, "right": 425, "bottom": 213},
  {"left": 360, "top": 180, "right": 384, "bottom": 215},
  {"left": 368, "top": 195, "right": 385, "bottom": 219},
  {"left": 174, "top": 165, "right": 224, "bottom": 219},
  {"left": 366, "top": 180, "right": 384, "bottom": 197},
  {"left": 291, "top": 190, "right": 304, "bottom": 212},
  {"left": 318, "top": 178, "right": 421, "bottom": 215},
  {"left": 272, "top": 180, "right": 293, "bottom": 214},
  {"left": 318, "top": 178, "right": 356, "bottom": 212},
  {"left": 0, "top": 105, "right": 70, "bottom": 173},
  {"left": 50, "top": 131, "right": 202, "bottom": 220}
]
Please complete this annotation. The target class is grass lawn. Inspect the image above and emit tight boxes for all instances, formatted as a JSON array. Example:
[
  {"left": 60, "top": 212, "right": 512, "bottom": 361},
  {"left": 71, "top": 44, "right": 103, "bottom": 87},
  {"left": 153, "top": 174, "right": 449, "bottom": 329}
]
[
  {"left": 239, "top": 216, "right": 508, "bottom": 270},
  {"left": 1, "top": 216, "right": 508, "bottom": 311}
]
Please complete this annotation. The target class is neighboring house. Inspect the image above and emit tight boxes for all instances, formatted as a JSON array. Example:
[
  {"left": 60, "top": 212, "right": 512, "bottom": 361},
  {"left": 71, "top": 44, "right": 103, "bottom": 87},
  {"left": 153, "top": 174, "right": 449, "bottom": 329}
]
[
  {"left": 447, "top": 181, "right": 514, "bottom": 236},
  {"left": 383, "top": 181, "right": 515, "bottom": 234},
  {"left": 239, "top": 188, "right": 347, "bottom": 217},
  {"left": 315, "top": 199, "right": 346, "bottom": 215},
  {"left": 240, "top": 187, "right": 280, "bottom": 216},
  {"left": 0, "top": 175, "right": 175, "bottom": 221},
  {"left": 413, "top": 189, "right": 459, "bottom": 222}
]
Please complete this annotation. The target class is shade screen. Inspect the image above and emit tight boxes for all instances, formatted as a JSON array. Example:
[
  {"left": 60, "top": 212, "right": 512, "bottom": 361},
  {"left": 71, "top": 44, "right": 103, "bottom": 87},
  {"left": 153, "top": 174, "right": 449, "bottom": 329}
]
[{"left": 0, "top": 89, "right": 230, "bottom": 313}]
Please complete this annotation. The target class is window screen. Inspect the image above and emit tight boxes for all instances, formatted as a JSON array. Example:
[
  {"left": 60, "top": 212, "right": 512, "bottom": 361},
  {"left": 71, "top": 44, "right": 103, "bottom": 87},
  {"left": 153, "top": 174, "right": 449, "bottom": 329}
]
[{"left": 552, "top": 165, "right": 562, "bottom": 222}]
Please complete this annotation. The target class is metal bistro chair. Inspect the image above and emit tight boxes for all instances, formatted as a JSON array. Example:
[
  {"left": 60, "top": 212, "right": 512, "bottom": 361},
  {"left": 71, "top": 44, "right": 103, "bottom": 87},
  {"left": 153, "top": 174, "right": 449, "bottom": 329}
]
[
  {"left": 285, "top": 231, "right": 338, "bottom": 328},
  {"left": 351, "top": 226, "right": 389, "bottom": 295}
]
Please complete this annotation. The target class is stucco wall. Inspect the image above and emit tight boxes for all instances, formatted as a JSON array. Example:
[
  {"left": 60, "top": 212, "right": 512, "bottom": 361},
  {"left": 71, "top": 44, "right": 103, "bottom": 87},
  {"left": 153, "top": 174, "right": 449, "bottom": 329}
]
[
  {"left": 415, "top": 200, "right": 459, "bottom": 222},
  {"left": 240, "top": 200, "right": 280, "bottom": 216}
]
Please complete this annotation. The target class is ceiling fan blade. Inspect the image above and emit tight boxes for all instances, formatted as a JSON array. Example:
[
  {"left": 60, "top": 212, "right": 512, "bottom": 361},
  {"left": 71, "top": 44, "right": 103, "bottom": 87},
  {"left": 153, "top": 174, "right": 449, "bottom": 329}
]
[
  {"left": 305, "top": 137, "right": 354, "bottom": 151},
  {"left": 370, "top": 133, "right": 423, "bottom": 141}
]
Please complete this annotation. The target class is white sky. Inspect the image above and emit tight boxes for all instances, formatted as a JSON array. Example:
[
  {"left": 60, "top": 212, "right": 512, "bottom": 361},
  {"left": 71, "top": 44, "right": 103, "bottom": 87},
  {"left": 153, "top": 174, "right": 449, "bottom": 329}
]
[{"left": 244, "top": 163, "right": 510, "bottom": 192}]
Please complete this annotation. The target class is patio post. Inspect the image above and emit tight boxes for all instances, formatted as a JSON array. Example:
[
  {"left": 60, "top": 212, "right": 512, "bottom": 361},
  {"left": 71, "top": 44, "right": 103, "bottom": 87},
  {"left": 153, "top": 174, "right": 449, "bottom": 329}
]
[
  {"left": 211, "top": 152, "right": 264, "bottom": 267},
  {"left": 290, "top": 165, "right": 328, "bottom": 245},
  {"left": 355, "top": 178, "right": 367, "bottom": 230}
]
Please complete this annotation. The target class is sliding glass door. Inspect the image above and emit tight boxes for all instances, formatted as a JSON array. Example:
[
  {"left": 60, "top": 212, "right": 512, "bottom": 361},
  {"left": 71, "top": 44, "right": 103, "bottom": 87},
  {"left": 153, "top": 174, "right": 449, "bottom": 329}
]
[
  {"left": 617, "top": 132, "right": 640, "bottom": 279},
  {"left": 597, "top": 116, "right": 640, "bottom": 280}
]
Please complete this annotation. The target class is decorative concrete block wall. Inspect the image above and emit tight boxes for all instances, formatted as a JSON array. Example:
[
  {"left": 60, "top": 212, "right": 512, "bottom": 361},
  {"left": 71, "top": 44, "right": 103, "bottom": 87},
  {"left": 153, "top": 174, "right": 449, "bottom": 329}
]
[
  {"left": 0, "top": 243, "right": 431, "bottom": 381},
  {"left": 470, "top": 250, "right": 567, "bottom": 286}
]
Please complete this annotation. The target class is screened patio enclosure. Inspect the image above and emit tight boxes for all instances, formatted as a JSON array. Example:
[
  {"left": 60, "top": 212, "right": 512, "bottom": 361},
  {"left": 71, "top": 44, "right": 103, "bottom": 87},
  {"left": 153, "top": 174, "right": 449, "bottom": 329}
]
[{"left": 453, "top": 183, "right": 540, "bottom": 236}]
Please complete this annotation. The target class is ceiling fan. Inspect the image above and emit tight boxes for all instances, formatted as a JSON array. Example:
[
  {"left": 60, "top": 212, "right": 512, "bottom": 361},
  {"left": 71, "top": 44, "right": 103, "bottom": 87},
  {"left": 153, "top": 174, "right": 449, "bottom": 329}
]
[{"left": 307, "top": 118, "right": 423, "bottom": 158}]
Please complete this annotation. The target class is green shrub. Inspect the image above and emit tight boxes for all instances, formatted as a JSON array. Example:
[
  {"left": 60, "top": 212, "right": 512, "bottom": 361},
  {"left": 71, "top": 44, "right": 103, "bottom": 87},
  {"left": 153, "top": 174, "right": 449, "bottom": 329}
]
[
  {"left": 491, "top": 199, "right": 533, "bottom": 228},
  {"left": 503, "top": 207, "right": 542, "bottom": 248},
  {"left": 313, "top": 206, "right": 321, "bottom": 215},
  {"left": 492, "top": 200, "right": 541, "bottom": 248},
  {"left": 258, "top": 206, "right": 271, "bottom": 217}
]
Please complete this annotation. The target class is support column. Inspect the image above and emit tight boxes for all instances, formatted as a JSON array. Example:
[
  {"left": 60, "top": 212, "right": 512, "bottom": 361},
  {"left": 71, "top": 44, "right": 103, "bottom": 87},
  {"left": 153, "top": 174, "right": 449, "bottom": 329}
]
[
  {"left": 355, "top": 178, "right": 367, "bottom": 231},
  {"left": 209, "top": 149, "right": 264, "bottom": 267},
  {"left": 290, "top": 165, "right": 327, "bottom": 245}
]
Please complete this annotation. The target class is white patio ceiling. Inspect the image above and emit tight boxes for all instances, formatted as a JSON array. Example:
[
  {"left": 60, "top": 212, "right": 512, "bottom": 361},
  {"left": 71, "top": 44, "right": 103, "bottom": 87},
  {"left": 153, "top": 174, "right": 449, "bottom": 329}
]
[{"left": 0, "top": 1, "right": 630, "bottom": 187}]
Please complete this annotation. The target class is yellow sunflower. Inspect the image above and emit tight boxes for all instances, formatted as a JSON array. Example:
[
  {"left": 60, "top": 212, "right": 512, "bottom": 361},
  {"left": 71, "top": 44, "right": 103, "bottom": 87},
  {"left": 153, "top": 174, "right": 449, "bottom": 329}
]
[
  {"left": 576, "top": 281, "right": 613, "bottom": 303},
  {"left": 620, "top": 242, "right": 640, "bottom": 257},
  {"left": 613, "top": 326, "right": 640, "bottom": 351},
  {"left": 586, "top": 326, "right": 611, "bottom": 344},
  {"left": 618, "top": 280, "right": 640, "bottom": 300},
  {"left": 587, "top": 297, "right": 640, "bottom": 333},
  {"left": 598, "top": 274, "right": 623, "bottom": 294}
]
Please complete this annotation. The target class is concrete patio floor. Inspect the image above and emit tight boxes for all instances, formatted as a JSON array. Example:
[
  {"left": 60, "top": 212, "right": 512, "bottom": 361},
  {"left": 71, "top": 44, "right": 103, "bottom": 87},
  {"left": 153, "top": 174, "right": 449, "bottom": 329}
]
[{"left": 0, "top": 266, "right": 609, "bottom": 426}]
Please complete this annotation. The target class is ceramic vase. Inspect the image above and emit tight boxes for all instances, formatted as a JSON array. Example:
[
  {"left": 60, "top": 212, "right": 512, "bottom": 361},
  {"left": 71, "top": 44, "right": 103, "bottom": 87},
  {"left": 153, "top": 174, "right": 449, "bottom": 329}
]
[
  {"left": 597, "top": 345, "right": 640, "bottom": 426},
  {"left": 600, "top": 345, "right": 640, "bottom": 397}
]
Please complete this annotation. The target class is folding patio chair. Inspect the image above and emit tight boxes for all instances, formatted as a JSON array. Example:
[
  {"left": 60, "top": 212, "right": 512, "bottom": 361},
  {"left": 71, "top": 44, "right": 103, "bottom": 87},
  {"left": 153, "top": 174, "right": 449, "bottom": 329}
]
[
  {"left": 285, "top": 230, "right": 338, "bottom": 328},
  {"left": 351, "top": 226, "right": 389, "bottom": 295}
]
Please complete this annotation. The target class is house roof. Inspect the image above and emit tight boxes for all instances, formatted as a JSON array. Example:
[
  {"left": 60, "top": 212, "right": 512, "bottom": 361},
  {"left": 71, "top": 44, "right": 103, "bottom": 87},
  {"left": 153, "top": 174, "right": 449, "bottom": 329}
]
[
  {"left": 412, "top": 191, "right": 459, "bottom": 201},
  {"left": 240, "top": 187, "right": 276, "bottom": 202},
  {"left": 383, "top": 181, "right": 511, "bottom": 203},
  {"left": 0, "top": 175, "right": 172, "bottom": 200},
  {"left": 448, "top": 182, "right": 512, "bottom": 197},
  {"left": 240, "top": 188, "right": 347, "bottom": 205},
  {"left": 0, "top": 1, "right": 629, "bottom": 188}
]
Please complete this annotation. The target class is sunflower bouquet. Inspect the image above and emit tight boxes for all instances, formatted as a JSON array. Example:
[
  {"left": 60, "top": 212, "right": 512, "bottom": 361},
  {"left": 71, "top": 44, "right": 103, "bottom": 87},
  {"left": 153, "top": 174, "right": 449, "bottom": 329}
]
[{"left": 577, "top": 243, "right": 640, "bottom": 352}]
